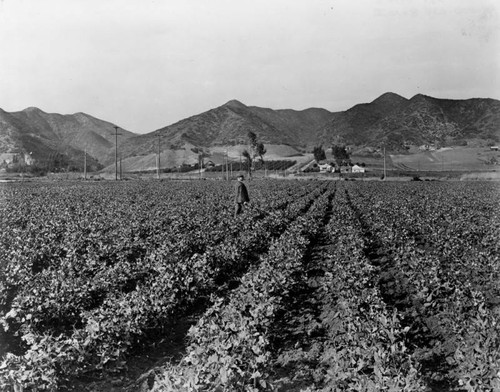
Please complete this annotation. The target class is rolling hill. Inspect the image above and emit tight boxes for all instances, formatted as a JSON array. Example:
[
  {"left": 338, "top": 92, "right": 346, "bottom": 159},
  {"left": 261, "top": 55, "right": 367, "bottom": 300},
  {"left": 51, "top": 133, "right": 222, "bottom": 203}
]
[
  {"left": 113, "top": 93, "right": 500, "bottom": 170},
  {"left": 0, "top": 107, "right": 136, "bottom": 170},
  {"left": 117, "top": 99, "right": 334, "bottom": 156},
  {"left": 316, "top": 93, "right": 500, "bottom": 150},
  {"left": 1, "top": 92, "right": 499, "bottom": 173}
]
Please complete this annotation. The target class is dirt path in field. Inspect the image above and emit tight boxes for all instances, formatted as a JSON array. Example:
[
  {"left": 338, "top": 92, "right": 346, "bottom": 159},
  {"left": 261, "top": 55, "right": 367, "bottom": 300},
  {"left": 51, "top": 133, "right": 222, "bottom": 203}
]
[{"left": 267, "top": 191, "right": 336, "bottom": 391}]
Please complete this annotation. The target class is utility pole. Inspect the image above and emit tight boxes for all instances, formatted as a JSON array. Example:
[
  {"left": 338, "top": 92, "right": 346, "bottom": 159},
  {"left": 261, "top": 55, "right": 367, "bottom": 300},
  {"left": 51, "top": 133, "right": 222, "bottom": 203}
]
[
  {"left": 225, "top": 150, "right": 229, "bottom": 181},
  {"left": 113, "top": 126, "right": 122, "bottom": 181},
  {"left": 120, "top": 156, "right": 123, "bottom": 180},
  {"left": 157, "top": 133, "right": 161, "bottom": 180},
  {"left": 84, "top": 148, "right": 87, "bottom": 180},
  {"left": 198, "top": 151, "right": 204, "bottom": 179},
  {"left": 221, "top": 155, "right": 224, "bottom": 180},
  {"left": 383, "top": 146, "right": 386, "bottom": 180}
]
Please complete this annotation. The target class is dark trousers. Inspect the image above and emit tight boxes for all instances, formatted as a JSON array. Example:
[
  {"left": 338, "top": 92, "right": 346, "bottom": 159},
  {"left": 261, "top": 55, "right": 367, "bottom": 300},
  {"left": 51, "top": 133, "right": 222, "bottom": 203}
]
[{"left": 235, "top": 203, "right": 243, "bottom": 216}]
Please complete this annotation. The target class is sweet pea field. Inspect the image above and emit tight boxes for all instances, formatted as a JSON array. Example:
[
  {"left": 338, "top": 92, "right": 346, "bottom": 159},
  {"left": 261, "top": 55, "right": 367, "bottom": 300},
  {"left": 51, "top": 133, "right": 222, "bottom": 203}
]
[{"left": 0, "top": 179, "right": 499, "bottom": 392}]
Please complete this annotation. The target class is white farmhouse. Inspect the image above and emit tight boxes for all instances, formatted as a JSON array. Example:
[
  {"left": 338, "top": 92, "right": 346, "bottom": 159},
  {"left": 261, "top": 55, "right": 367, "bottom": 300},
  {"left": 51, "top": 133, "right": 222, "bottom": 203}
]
[
  {"left": 318, "top": 163, "right": 333, "bottom": 173},
  {"left": 352, "top": 164, "right": 365, "bottom": 173}
]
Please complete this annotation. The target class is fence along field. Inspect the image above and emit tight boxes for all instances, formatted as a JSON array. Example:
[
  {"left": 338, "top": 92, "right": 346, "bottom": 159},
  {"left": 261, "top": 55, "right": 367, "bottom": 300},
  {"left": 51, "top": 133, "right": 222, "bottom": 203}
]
[{"left": 0, "top": 180, "right": 499, "bottom": 391}]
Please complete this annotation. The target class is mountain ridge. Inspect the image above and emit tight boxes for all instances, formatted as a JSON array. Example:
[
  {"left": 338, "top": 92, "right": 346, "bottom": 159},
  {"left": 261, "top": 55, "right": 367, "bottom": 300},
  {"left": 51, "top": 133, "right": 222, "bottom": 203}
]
[
  {"left": 0, "top": 108, "right": 137, "bottom": 169},
  {"left": 1, "top": 92, "right": 499, "bottom": 172}
]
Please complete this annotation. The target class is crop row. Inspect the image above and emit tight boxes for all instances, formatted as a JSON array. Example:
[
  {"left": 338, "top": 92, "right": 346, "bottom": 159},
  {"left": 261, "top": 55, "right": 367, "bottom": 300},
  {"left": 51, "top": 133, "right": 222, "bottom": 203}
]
[
  {"left": 1, "top": 180, "right": 497, "bottom": 391},
  {"left": 343, "top": 182, "right": 500, "bottom": 391},
  {"left": 150, "top": 185, "right": 335, "bottom": 391},
  {"left": 0, "top": 181, "right": 310, "bottom": 314},
  {"left": 250, "top": 181, "right": 499, "bottom": 392},
  {"left": 296, "top": 186, "right": 427, "bottom": 391},
  {"left": 0, "top": 180, "right": 312, "bottom": 323},
  {"left": 0, "top": 180, "right": 329, "bottom": 391}
]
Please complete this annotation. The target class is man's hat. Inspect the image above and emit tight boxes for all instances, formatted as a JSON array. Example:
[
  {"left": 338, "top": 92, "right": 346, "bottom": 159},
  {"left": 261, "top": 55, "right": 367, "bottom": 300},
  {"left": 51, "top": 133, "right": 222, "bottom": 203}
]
[{"left": 237, "top": 174, "right": 244, "bottom": 179}]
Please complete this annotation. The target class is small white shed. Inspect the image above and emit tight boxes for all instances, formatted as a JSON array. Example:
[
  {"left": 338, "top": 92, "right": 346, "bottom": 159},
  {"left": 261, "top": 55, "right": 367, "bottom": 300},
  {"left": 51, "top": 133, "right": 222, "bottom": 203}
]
[
  {"left": 318, "top": 163, "right": 333, "bottom": 173},
  {"left": 352, "top": 164, "right": 365, "bottom": 173}
]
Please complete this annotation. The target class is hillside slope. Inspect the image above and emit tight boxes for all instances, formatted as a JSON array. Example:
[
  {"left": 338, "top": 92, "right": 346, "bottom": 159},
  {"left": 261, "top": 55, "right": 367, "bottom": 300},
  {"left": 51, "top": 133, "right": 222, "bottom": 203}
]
[
  {"left": 318, "top": 93, "right": 500, "bottom": 150},
  {"left": 2, "top": 93, "right": 499, "bottom": 173},
  {"left": 118, "top": 100, "right": 304, "bottom": 159},
  {"left": 0, "top": 107, "right": 136, "bottom": 167}
]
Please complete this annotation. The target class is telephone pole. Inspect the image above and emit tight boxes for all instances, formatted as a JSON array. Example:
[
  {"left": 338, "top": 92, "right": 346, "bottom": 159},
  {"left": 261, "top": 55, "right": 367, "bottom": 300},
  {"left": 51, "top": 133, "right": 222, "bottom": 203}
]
[
  {"left": 157, "top": 133, "right": 161, "bottom": 179},
  {"left": 198, "top": 153, "right": 201, "bottom": 179},
  {"left": 221, "top": 155, "right": 224, "bottom": 181},
  {"left": 83, "top": 148, "right": 87, "bottom": 180},
  {"left": 113, "top": 126, "right": 122, "bottom": 181},
  {"left": 383, "top": 146, "right": 387, "bottom": 180}
]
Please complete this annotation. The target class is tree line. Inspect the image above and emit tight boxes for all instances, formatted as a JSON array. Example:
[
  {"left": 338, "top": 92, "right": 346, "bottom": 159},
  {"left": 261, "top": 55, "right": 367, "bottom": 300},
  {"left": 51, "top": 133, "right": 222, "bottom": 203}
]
[{"left": 313, "top": 144, "right": 351, "bottom": 167}]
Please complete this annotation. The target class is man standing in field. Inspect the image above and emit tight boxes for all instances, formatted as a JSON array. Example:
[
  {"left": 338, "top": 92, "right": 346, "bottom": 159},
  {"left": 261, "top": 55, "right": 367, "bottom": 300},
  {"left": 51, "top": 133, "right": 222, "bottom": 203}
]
[{"left": 234, "top": 174, "right": 250, "bottom": 216}]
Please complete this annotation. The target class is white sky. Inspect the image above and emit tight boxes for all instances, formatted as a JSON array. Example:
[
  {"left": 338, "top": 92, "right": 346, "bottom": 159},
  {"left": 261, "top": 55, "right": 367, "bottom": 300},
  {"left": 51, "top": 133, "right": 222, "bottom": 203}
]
[{"left": 0, "top": 0, "right": 498, "bottom": 134}]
